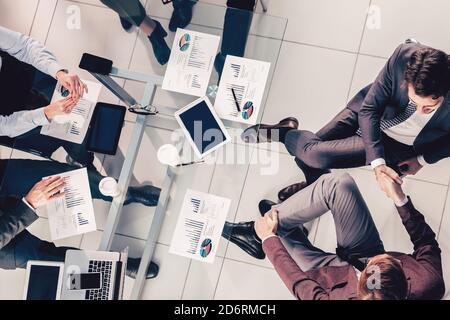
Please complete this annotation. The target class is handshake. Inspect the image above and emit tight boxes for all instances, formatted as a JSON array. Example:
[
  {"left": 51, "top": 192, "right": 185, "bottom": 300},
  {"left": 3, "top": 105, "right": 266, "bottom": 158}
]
[{"left": 374, "top": 164, "right": 408, "bottom": 206}]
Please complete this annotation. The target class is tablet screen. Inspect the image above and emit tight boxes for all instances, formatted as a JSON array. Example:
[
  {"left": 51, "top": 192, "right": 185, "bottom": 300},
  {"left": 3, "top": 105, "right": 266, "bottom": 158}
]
[
  {"left": 26, "top": 265, "right": 61, "bottom": 300},
  {"left": 178, "top": 100, "right": 227, "bottom": 155}
]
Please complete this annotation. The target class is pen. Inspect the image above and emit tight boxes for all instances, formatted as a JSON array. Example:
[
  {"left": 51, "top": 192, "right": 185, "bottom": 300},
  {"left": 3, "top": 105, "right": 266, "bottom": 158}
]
[{"left": 231, "top": 88, "right": 241, "bottom": 112}]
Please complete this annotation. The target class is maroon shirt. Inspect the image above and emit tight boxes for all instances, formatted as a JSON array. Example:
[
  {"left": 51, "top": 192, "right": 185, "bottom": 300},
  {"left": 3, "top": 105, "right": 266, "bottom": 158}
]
[{"left": 263, "top": 199, "right": 445, "bottom": 300}]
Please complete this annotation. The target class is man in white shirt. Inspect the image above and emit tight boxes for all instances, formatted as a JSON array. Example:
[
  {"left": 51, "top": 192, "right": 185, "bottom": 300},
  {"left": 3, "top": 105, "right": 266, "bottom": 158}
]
[
  {"left": 0, "top": 25, "right": 93, "bottom": 166},
  {"left": 241, "top": 42, "right": 450, "bottom": 201}
]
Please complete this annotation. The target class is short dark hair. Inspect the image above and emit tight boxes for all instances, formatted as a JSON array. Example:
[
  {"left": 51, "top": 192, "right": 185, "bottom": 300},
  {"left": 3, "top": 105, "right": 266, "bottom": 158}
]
[
  {"left": 357, "top": 254, "right": 408, "bottom": 300},
  {"left": 404, "top": 47, "right": 450, "bottom": 98}
]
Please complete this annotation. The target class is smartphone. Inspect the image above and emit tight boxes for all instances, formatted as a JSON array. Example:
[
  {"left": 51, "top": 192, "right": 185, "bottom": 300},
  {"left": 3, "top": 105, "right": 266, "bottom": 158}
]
[
  {"left": 68, "top": 273, "right": 102, "bottom": 290},
  {"left": 79, "top": 53, "right": 113, "bottom": 75}
]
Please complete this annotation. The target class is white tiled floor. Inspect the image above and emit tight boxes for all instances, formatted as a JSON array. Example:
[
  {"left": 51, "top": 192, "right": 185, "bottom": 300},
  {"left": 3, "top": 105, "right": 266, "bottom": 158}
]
[{"left": 0, "top": 0, "right": 449, "bottom": 300}]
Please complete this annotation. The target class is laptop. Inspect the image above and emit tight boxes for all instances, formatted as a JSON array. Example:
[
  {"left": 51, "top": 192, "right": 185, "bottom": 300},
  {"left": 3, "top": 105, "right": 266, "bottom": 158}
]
[{"left": 23, "top": 249, "right": 128, "bottom": 300}]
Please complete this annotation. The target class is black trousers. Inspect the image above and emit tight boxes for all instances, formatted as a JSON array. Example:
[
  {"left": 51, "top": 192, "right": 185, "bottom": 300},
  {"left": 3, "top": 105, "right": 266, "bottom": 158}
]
[
  {"left": 284, "top": 108, "right": 417, "bottom": 184},
  {"left": 0, "top": 52, "right": 93, "bottom": 166},
  {"left": 101, "top": 0, "right": 195, "bottom": 27}
]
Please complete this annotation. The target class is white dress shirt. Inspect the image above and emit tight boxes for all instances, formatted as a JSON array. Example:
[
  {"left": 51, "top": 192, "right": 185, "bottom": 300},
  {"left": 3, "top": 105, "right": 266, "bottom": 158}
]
[
  {"left": 0, "top": 25, "right": 64, "bottom": 137},
  {"left": 370, "top": 109, "right": 436, "bottom": 169}
]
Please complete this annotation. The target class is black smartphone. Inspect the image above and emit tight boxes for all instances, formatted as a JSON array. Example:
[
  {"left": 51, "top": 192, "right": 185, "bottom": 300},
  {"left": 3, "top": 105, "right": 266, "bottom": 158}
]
[
  {"left": 69, "top": 273, "right": 102, "bottom": 290},
  {"left": 79, "top": 53, "right": 113, "bottom": 75}
]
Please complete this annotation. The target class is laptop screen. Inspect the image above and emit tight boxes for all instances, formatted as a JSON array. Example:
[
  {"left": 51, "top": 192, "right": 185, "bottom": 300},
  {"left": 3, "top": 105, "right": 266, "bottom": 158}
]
[{"left": 26, "top": 265, "right": 61, "bottom": 300}]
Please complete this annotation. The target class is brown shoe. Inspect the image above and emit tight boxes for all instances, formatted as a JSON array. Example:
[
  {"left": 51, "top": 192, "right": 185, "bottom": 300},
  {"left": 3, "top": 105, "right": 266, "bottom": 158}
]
[
  {"left": 241, "top": 117, "right": 299, "bottom": 143},
  {"left": 278, "top": 182, "right": 308, "bottom": 202}
]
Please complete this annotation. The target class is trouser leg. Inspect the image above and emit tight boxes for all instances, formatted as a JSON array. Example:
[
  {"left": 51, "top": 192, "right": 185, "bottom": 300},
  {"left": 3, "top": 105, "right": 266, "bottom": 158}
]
[
  {"left": 273, "top": 172, "right": 384, "bottom": 270},
  {"left": 101, "top": 0, "right": 147, "bottom": 26}
]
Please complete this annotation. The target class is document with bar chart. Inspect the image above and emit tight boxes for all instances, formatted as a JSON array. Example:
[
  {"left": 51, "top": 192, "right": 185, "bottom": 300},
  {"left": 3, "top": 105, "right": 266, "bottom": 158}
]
[
  {"left": 41, "top": 80, "right": 102, "bottom": 144},
  {"left": 169, "top": 189, "right": 231, "bottom": 263},
  {"left": 38, "top": 168, "right": 97, "bottom": 241},
  {"left": 162, "top": 28, "right": 220, "bottom": 97},
  {"left": 214, "top": 55, "right": 271, "bottom": 125}
]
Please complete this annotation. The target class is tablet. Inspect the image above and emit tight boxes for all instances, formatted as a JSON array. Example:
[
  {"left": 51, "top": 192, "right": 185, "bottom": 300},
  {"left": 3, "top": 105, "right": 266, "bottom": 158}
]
[
  {"left": 23, "top": 261, "right": 64, "bottom": 300},
  {"left": 86, "top": 102, "right": 126, "bottom": 155},
  {"left": 175, "top": 97, "right": 231, "bottom": 158}
]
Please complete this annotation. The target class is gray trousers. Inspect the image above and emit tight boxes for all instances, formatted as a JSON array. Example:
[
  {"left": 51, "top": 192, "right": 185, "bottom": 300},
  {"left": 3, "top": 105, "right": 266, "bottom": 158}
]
[{"left": 272, "top": 172, "right": 385, "bottom": 271}]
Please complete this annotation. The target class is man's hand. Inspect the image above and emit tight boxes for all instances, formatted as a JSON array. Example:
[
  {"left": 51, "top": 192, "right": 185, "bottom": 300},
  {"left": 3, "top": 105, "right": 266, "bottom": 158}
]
[
  {"left": 374, "top": 164, "right": 403, "bottom": 193},
  {"left": 25, "top": 177, "right": 65, "bottom": 209},
  {"left": 56, "top": 71, "right": 88, "bottom": 100},
  {"left": 398, "top": 157, "right": 423, "bottom": 176},
  {"left": 255, "top": 209, "right": 278, "bottom": 241},
  {"left": 44, "top": 97, "right": 77, "bottom": 120},
  {"left": 378, "top": 172, "right": 407, "bottom": 205}
]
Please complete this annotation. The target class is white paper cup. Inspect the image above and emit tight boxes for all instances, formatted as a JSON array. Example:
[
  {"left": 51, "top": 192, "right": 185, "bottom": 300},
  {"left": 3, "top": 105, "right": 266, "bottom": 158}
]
[
  {"left": 99, "top": 177, "right": 121, "bottom": 197},
  {"left": 157, "top": 144, "right": 181, "bottom": 167}
]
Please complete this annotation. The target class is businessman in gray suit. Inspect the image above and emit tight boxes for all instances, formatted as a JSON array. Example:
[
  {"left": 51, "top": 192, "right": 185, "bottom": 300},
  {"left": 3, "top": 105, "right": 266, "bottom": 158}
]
[{"left": 242, "top": 42, "right": 450, "bottom": 201}]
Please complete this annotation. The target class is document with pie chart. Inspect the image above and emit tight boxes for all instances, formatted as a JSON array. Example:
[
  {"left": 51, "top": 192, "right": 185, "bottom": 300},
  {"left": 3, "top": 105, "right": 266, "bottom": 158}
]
[
  {"left": 162, "top": 28, "right": 220, "bottom": 97},
  {"left": 214, "top": 55, "right": 271, "bottom": 125},
  {"left": 169, "top": 189, "right": 231, "bottom": 264}
]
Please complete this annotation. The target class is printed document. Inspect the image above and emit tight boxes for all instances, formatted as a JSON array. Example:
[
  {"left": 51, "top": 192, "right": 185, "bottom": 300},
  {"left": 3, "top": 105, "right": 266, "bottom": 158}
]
[
  {"left": 214, "top": 56, "right": 270, "bottom": 125},
  {"left": 41, "top": 80, "right": 102, "bottom": 144},
  {"left": 169, "top": 189, "right": 231, "bottom": 263},
  {"left": 37, "top": 168, "right": 97, "bottom": 241},
  {"left": 162, "top": 28, "right": 220, "bottom": 97}
]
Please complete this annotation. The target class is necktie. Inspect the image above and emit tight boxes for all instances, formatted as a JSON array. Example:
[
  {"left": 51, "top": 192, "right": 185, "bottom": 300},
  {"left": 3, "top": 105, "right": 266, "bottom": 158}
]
[{"left": 356, "top": 101, "right": 416, "bottom": 136}]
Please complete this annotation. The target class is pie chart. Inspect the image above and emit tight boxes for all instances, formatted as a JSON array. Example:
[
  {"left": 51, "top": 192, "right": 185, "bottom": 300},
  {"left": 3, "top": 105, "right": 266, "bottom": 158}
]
[
  {"left": 199, "top": 238, "right": 213, "bottom": 258},
  {"left": 179, "top": 33, "right": 191, "bottom": 52},
  {"left": 241, "top": 101, "right": 254, "bottom": 120}
]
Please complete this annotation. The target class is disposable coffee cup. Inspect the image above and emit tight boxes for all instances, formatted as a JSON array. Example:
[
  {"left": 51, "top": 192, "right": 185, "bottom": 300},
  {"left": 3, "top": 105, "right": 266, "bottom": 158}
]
[
  {"left": 157, "top": 144, "right": 181, "bottom": 167},
  {"left": 99, "top": 177, "right": 121, "bottom": 197}
]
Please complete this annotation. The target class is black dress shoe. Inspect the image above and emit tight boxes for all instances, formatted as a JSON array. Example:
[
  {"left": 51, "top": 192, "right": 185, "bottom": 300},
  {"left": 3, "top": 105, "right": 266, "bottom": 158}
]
[
  {"left": 126, "top": 258, "right": 159, "bottom": 279},
  {"left": 258, "top": 199, "right": 276, "bottom": 216},
  {"left": 222, "top": 221, "right": 265, "bottom": 259},
  {"left": 241, "top": 117, "right": 299, "bottom": 144},
  {"left": 278, "top": 182, "right": 308, "bottom": 202},
  {"left": 120, "top": 17, "right": 133, "bottom": 32},
  {"left": 149, "top": 20, "right": 171, "bottom": 65},
  {"left": 125, "top": 185, "right": 161, "bottom": 207},
  {"left": 169, "top": 1, "right": 195, "bottom": 32}
]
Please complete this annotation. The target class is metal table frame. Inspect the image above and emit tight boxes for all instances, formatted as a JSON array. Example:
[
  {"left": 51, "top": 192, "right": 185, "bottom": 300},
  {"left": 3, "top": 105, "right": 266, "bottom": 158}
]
[{"left": 90, "top": 66, "right": 179, "bottom": 299}]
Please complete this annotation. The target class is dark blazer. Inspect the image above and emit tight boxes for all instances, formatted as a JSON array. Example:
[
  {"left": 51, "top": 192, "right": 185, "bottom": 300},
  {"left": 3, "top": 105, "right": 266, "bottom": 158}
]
[
  {"left": 0, "top": 197, "right": 38, "bottom": 250},
  {"left": 346, "top": 43, "right": 450, "bottom": 164},
  {"left": 263, "top": 199, "right": 445, "bottom": 300}
]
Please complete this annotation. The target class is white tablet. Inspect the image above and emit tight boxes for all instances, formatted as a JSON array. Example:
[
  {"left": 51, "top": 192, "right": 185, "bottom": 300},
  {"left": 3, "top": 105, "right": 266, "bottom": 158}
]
[
  {"left": 23, "top": 261, "right": 64, "bottom": 300},
  {"left": 175, "top": 97, "right": 231, "bottom": 158}
]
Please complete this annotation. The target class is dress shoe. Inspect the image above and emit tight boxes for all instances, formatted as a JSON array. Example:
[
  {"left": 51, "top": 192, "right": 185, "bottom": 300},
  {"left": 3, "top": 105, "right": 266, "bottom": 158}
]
[
  {"left": 258, "top": 199, "right": 276, "bottom": 216},
  {"left": 125, "top": 185, "right": 161, "bottom": 207},
  {"left": 222, "top": 221, "right": 265, "bottom": 259},
  {"left": 148, "top": 20, "right": 171, "bottom": 65},
  {"left": 120, "top": 17, "right": 133, "bottom": 32},
  {"left": 126, "top": 258, "right": 159, "bottom": 279},
  {"left": 241, "top": 117, "right": 299, "bottom": 144},
  {"left": 169, "top": 1, "right": 195, "bottom": 32},
  {"left": 278, "top": 181, "right": 308, "bottom": 202}
]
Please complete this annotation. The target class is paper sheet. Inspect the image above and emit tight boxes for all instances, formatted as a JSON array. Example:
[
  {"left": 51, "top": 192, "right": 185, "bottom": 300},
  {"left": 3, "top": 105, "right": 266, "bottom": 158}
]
[
  {"left": 162, "top": 28, "right": 220, "bottom": 97},
  {"left": 40, "top": 80, "right": 102, "bottom": 144},
  {"left": 37, "top": 168, "right": 97, "bottom": 241},
  {"left": 169, "top": 189, "right": 231, "bottom": 264},
  {"left": 214, "top": 56, "right": 271, "bottom": 125}
]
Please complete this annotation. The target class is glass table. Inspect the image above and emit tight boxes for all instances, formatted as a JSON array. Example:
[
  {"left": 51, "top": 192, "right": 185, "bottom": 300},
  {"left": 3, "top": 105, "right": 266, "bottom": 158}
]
[{"left": 0, "top": 0, "right": 287, "bottom": 300}]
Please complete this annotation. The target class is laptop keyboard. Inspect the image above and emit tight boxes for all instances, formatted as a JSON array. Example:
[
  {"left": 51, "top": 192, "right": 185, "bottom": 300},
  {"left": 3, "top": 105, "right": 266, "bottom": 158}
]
[{"left": 85, "top": 260, "right": 113, "bottom": 300}]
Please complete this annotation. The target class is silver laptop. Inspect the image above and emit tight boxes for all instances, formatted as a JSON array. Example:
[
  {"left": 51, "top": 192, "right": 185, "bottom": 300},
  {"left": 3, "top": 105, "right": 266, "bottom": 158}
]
[{"left": 60, "top": 249, "right": 128, "bottom": 300}]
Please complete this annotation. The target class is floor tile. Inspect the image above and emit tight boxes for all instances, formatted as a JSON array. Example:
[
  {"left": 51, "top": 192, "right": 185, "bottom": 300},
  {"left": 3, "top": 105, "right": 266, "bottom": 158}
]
[
  {"left": 438, "top": 188, "right": 450, "bottom": 299},
  {"left": 29, "top": 0, "right": 58, "bottom": 43},
  {"left": 360, "top": 0, "right": 450, "bottom": 57},
  {"left": 262, "top": 42, "right": 357, "bottom": 137},
  {"left": 214, "top": 259, "right": 293, "bottom": 300},
  {"left": 181, "top": 257, "right": 224, "bottom": 300},
  {"left": 0, "top": 0, "right": 39, "bottom": 34}
]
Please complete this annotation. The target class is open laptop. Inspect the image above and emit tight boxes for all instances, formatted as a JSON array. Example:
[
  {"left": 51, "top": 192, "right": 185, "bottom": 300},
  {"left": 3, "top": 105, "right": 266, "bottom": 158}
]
[{"left": 23, "top": 249, "right": 128, "bottom": 300}]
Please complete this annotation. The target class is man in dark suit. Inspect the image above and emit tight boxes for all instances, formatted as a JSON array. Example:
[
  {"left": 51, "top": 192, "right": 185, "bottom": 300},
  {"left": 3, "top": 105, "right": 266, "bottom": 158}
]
[
  {"left": 0, "top": 160, "right": 160, "bottom": 279},
  {"left": 242, "top": 42, "right": 450, "bottom": 200},
  {"left": 222, "top": 172, "right": 445, "bottom": 300}
]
